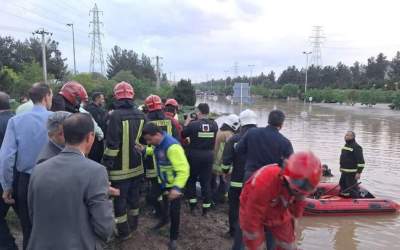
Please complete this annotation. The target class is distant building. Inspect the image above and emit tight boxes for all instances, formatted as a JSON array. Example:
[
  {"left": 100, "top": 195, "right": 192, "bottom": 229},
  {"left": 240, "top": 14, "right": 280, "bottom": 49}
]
[{"left": 232, "top": 82, "right": 252, "bottom": 104}]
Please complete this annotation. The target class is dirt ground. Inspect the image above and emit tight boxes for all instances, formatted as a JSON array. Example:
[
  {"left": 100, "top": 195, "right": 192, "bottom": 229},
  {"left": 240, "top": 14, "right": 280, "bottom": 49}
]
[{"left": 9, "top": 201, "right": 233, "bottom": 250}]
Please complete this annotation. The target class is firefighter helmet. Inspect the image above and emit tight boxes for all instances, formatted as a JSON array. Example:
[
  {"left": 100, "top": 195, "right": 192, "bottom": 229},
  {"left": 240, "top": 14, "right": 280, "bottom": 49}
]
[
  {"left": 59, "top": 81, "right": 88, "bottom": 106},
  {"left": 225, "top": 114, "right": 240, "bottom": 131},
  {"left": 145, "top": 95, "right": 163, "bottom": 112},
  {"left": 239, "top": 109, "right": 257, "bottom": 126},
  {"left": 114, "top": 81, "right": 134, "bottom": 100},
  {"left": 283, "top": 152, "right": 322, "bottom": 195},
  {"left": 165, "top": 98, "right": 179, "bottom": 109}
]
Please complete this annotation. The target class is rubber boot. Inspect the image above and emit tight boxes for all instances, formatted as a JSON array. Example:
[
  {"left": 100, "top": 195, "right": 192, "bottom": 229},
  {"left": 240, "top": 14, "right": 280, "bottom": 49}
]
[
  {"left": 189, "top": 203, "right": 197, "bottom": 216},
  {"left": 128, "top": 215, "right": 138, "bottom": 231},
  {"left": 168, "top": 240, "right": 177, "bottom": 250},
  {"left": 116, "top": 222, "right": 131, "bottom": 240},
  {"left": 202, "top": 207, "right": 209, "bottom": 217}
]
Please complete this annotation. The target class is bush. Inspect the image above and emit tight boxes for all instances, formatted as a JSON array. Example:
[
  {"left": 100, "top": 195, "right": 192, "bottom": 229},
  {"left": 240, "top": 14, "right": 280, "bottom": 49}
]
[
  {"left": 281, "top": 84, "right": 299, "bottom": 98},
  {"left": 391, "top": 92, "right": 400, "bottom": 110}
]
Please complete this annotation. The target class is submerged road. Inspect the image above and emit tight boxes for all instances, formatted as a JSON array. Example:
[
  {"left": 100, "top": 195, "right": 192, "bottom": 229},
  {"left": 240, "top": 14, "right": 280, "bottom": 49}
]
[{"left": 207, "top": 98, "right": 400, "bottom": 250}]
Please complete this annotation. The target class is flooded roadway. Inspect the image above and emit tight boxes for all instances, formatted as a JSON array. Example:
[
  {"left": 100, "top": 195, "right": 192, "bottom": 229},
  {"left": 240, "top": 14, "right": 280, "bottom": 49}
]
[{"left": 207, "top": 98, "right": 400, "bottom": 250}]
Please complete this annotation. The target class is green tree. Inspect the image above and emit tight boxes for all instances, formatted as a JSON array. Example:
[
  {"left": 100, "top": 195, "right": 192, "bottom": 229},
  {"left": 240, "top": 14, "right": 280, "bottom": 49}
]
[
  {"left": 366, "top": 53, "right": 388, "bottom": 87},
  {"left": 389, "top": 51, "right": 400, "bottom": 82},
  {"left": 28, "top": 38, "right": 67, "bottom": 80},
  {"left": 281, "top": 84, "right": 298, "bottom": 98},
  {"left": 277, "top": 66, "right": 303, "bottom": 85},
  {"left": 173, "top": 79, "right": 196, "bottom": 106},
  {"left": 0, "top": 66, "right": 20, "bottom": 95},
  {"left": 106, "top": 46, "right": 156, "bottom": 80}
]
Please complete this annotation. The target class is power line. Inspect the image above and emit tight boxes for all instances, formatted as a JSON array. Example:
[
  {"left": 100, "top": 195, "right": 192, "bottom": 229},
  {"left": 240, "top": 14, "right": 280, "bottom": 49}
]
[{"left": 89, "top": 3, "right": 105, "bottom": 74}]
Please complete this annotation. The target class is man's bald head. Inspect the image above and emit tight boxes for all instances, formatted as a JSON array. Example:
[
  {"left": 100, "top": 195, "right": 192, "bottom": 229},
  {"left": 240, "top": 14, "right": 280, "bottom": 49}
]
[{"left": 0, "top": 91, "right": 10, "bottom": 110}]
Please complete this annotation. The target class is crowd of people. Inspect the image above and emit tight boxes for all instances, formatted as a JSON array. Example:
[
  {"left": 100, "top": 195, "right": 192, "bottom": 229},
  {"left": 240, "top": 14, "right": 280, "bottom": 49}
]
[{"left": 0, "top": 80, "right": 365, "bottom": 250}]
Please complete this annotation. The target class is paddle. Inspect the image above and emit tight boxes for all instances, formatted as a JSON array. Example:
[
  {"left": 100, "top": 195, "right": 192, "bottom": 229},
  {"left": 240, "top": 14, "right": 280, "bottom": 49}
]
[{"left": 322, "top": 182, "right": 361, "bottom": 199}]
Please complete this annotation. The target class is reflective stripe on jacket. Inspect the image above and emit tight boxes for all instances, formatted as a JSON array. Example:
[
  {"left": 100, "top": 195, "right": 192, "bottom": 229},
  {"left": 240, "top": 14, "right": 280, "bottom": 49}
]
[{"left": 146, "top": 133, "right": 189, "bottom": 190}]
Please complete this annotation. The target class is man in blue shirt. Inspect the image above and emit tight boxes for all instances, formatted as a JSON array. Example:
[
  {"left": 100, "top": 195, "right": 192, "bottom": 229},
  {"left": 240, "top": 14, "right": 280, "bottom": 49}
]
[
  {"left": 235, "top": 110, "right": 293, "bottom": 181},
  {"left": 0, "top": 83, "right": 53, "bottom": 250}
]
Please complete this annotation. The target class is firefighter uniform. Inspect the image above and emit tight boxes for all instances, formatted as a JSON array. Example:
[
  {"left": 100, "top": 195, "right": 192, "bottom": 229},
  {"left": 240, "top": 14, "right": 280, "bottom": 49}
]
[
  {"left": 222, "top": 128, "right": 253, "bottom": 236},
  {"left": 145, "top": 133, "right": 189, "bottom": 241},
  {"left": 339, "top": 140, "right": 365, "bottom": 198},
  {"left": 103, "top": 98, "right": 146, "bottom": 238},
  {"left": 182, "top": 118, "right": 218, "bottom": 215}
]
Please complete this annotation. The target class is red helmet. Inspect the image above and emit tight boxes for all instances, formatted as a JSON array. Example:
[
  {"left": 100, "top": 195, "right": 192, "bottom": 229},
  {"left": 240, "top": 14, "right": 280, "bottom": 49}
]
[
  {"left": 114, "top": 81, "right": 134, "bottom": 100},
  {"left": 145, "top": 95, "right": 163, "bottom": 112},
  {"left": 59, "top": 81, "right": 88, "bottom": 105},
  {"left": 165, "top": 98, "right": 179, "bottom": 109},
  {"left": 283, "top": 152, "right": 322, "bottom": 195}
]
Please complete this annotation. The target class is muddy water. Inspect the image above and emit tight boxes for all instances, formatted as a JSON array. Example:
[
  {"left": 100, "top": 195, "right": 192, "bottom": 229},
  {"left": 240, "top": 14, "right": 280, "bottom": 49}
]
[{"left": 207, "top": 98, "right": 400, "bottom": 250}]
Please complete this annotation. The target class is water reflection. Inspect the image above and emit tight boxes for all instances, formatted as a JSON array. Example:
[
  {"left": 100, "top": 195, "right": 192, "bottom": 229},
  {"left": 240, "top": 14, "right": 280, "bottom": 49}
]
[{"left": 206, "top": 98, "right": 400, "bottom": 249}]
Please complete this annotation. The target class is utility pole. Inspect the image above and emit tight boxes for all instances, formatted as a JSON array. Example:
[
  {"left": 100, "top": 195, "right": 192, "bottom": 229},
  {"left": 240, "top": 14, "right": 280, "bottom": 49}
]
[
  {"left": 66, "top": 23, "right": 76, "bottom": 75},
  {"left": 248, "top": 64, "right": 255, "bottom": 85},
  {"left": 153, "top": 56, "right": 163, "bottom": 89},
  {"left": 303, "top": 51, "right": 312, "bottom": 104},
  {"left": 33, "top": 29, "right": 52, "bottom": 84},
  {"left": 89, "top": 3, "right": 105, "bottom": 74}
]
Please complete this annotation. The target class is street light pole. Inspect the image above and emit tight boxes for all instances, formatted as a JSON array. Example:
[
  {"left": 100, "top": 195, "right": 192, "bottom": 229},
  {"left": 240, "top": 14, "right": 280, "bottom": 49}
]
[
  {"left": 66, "top": 23, "right": 77, "bottom": 75},
  {"left": 302, "top": 51, "right": 312, "bottom": 104},
  {"left": 248, "top": 64, "right": 255, "bottom": 85},
  {"left": 224, "top": 70, "right": 229, "bottom": 91}
]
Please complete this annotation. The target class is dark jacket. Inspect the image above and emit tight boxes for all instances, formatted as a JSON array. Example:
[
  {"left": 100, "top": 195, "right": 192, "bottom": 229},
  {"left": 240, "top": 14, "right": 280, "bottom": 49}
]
[
  {"left": 222, "top": 126, "right": 256, "bottom": 187},
  {"left": 147, "top": 110, "right": 179, "bottom": 140},
  {"left": 28, "top": 147, "right": 114, "bottom": 250},
  {"left": 0, "top": 110, "right": 14, "bottom": 147},
  {"left": 182, "top": 118, "right": 219, "bottom": 151},
  {"left": 103, "top": 99, "right": 147, "bottom": 181},
  {"left": 236, "top": 125, "right": 293, "bottom": 174},
  {"left": 36, "top": 140, "right": 63, "bottom": 164},
  {"left": 86, "top": 102, "right": 107, "bottom": 133},
  {"left": 340, "top": 140, "right": 365, "bottom": 174}
]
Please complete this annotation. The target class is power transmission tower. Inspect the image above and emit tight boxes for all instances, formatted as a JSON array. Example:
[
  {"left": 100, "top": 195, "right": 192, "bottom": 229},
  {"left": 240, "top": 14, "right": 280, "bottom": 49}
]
[
  {"left": 310, "top": 26, "right": 325, "bottom": 67},
  {"left": 89, "top": 3, "right": 105, "bottom": 74},
  {"left": 33, "top": 29, "right": 52, "bottom": 84},
  {"left": 233, "top": 61, "right": 239, "bottom": 78},
  {"left": 153, "top": 56, "right": 163, "bottom": 89}
]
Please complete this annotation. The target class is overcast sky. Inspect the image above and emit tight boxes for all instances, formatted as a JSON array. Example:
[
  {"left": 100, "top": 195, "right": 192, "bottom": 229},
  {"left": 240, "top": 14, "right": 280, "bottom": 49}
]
[{"left": 1, "top": 0, "right": 400, "bottom": 82}]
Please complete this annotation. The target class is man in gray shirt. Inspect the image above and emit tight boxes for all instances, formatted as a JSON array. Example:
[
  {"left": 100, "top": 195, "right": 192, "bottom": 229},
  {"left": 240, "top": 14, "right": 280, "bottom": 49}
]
[{"left": 28, "top": 113, "right": 114, "bottom": 250}]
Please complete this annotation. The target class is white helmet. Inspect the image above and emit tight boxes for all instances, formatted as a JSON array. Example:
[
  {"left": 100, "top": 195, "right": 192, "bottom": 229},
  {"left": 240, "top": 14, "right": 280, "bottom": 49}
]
[
  {"left": 225, "top": 114, "right": 240, "bottom": 131},
  {"left": 239, "top": 109, "right": 257, "bottom": 126}
]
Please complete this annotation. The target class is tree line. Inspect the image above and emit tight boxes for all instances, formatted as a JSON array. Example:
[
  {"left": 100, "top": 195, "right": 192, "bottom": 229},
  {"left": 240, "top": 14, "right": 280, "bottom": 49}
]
[
  {"left": 199, "top": 52, "right": 400, "bottom": 93},
  {"left": 0, "top": 36, "right": 197, "bottom": 106}
]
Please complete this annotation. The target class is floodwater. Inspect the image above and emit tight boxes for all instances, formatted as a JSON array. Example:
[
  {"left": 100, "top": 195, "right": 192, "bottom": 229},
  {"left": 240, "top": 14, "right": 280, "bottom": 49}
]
[{"left": 207, "top": 98, "right": 400, "bottom": 250}]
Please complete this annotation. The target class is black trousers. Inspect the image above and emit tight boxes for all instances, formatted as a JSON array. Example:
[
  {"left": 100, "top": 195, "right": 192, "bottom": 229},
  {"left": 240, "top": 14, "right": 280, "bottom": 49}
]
[
  {"left": 16, "top": 172, "right": 31, "bottom": 250},
  {"left": 339, "top": 172, "right": 359, "bottom": 198},
  {"left": 211, "top": 174, "right": 228, "bottom": 204},
  {"left": 228, "top": 187, "right": 242, "bottom": 234},
  {"left": 0, "top": 185, "right": 18, "bottom": 250},
  {"left": 149, "top": 183, "right": 181, "bottom": 240},
  {"left": 112, "top": 178, "right": 141, "bottom": 237},
  {"left": 186, "top": 150, "right": 213, "bottom": 208}
]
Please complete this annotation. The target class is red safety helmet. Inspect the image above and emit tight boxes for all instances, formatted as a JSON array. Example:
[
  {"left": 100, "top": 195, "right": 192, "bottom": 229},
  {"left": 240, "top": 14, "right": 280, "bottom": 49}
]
[
  {"left": 165, "top": 98, "right": 179, "bottom": 109},
  {"left": 283, "top": 152, "right": 322, "bottom": 195},
  {"left": 145, "top": 95, "right": 163, "bottom": 112},
  {"left": 59, "top": 81, "right": 88, "bottom": 106},
  {"left": 114, "top": 81, "right": 134, "bottom": 100}
]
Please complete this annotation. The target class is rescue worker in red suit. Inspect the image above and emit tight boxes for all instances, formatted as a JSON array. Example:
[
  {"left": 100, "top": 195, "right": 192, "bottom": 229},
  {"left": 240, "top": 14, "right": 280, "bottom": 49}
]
[
  {"left": 163, "top": 98, "right": 184, "bottom": 143},
  {"left": 238, "top": 152, "right": 322, "bottom": 250}
]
